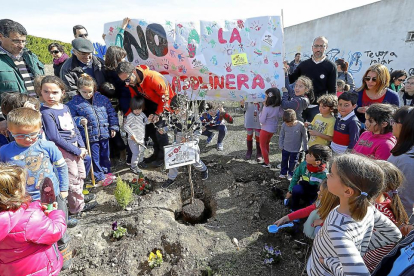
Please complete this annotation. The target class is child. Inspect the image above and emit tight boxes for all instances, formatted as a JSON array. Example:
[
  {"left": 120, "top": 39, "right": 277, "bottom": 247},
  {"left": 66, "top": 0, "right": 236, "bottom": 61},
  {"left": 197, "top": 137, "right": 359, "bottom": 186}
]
[
  {"left": 388, "top": 106, "right": 414, "bottom": 223},
  {"left": 275, "top": 180, "right": 339, "bottom": 239},
  {"left": 200, "top": 102, "right": 233, "bottom": 151},
  {"left": 353, "top": 103, "right": 396, "bottom": 160},
  {"left": 336, "top": 79, "right": 350, "bottom": 97},
  {"left": 0, "top": 107, "right": 73, "bottom": 269},
  {"left": 259, "top": 88, "right": 283, "bottom": 168},
  {"left": 282, "top": 75, "right": 314, "bottom": 122},
  {"left": 240, "top": 99, "right": 263, "bottom": 161},
  {"left": 285, "top": 144, "right": 331, "bottom": 211},
  {"left": 306, "top": 94, "right": 337, "bottom": 147},
  {"left": 307, "top": 154, "right": 402, "bottom": 276},
  {"left": 0, "top": 164, "right": 66, "bottom": 276},
  {"left": 363, "top": 160, "right": 408, "bottom": 272},
  {"left": 40, "top": 76, "right": 96, "bottom": 216},
  {"left": 279, "top": 109, "right": 307, "bottom": 180},
  {"left": 67, "top": 74, "right": 119, "bottom": 186},
  {"left": 162, "top": 97, "right": 209, "bottom": 188},
  {"left": 123, "top": 96, "right": 152, "bottom": 174},
  {"left": 330, "top": 92, "right": 361, "bottom": 154}
]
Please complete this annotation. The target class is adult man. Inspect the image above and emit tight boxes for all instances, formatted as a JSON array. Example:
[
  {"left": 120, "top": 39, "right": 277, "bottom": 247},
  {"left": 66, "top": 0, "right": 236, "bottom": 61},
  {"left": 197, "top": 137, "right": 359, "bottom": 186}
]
[
  {"left": 288, "top": 53, "right": 302, "bottom": 75},
  {"left": 73, "top": 25, "right": 89, "bottom": 39},
  {"left": 117, "top": 61, "right": 176, "bottom": 168},
  {"left": 289, "top": 36, "right": 337, "bottom": 122},
  {"left": 0, "top": 19, "right": 44, "bottom": 98},
  {"left": 60, "top": 38, "right": 106, "bottom": 96}
]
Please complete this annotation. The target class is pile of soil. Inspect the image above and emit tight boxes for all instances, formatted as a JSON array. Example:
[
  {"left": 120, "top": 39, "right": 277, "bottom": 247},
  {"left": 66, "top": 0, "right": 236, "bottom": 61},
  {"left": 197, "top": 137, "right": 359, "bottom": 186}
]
[{"left": 62, "top": 111, "right": 312, "bottom": 276}]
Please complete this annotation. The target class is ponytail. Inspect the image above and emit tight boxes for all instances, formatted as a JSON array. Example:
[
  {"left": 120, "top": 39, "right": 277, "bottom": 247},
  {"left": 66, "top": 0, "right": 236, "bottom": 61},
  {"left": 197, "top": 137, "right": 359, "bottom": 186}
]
[
  {"left": 349, "top": 192, "right": 370, "bottom": 221},
  {"left": 389, "top": 191, "right": 409, "bottom": 224},
  {"left": 77, "top": 73, "right": 97, "bottom": 92}
]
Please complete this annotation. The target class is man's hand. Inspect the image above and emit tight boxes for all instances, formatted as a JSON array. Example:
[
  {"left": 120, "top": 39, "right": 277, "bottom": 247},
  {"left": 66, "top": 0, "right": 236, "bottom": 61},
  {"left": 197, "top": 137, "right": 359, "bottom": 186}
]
[
  {"left": 80, "top": 118, "right": 88, "bottom": 126},
  {"left": 111, "top": 130, "right": 116, "bottom": 138},
  {"left": 285, "top": 191, "right": 292, "bottom": 199},
  {"left": 60, "top": 191, "right": 68, "bottom": 198},
  {"left": 158, "top": 128, "right": 165, "bottom": 134},
  {"left": 80, "top": 148, "right": 88, "bottom": 159},
  {"left": 150, "top": 114, "right": 159, "bottom": 123}
]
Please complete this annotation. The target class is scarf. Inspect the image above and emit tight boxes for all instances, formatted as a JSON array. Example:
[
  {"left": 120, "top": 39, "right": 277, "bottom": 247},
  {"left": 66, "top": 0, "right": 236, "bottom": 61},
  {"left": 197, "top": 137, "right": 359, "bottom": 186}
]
[
  {"left": 307, "top": 163, "right": 326, "bottom": 173},
  {"left": 53, "top": 53, "right": 69, "bottom": 65}
]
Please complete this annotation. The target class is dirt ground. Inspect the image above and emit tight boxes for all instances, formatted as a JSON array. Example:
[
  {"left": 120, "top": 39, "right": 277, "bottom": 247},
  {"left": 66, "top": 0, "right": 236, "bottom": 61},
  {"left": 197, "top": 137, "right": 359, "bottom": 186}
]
[{"left": 59, "top": 107, "right": 313, "bottom": 276}]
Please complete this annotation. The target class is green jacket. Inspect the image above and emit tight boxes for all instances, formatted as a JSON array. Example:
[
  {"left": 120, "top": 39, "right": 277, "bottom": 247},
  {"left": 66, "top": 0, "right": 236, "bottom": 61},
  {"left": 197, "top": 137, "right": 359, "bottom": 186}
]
[
  {"left": 0, "top": 48, "right": 45, "bottom": 97},
  {"left": 288, "top": 161, "right": 328, "bottom": 192}
]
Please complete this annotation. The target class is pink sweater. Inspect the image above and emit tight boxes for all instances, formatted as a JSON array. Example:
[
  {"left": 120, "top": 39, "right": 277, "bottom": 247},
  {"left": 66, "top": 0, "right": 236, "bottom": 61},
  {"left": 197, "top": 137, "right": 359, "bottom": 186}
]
[{"left": 353, "top": 131, "right": 396, "bottom": 160}]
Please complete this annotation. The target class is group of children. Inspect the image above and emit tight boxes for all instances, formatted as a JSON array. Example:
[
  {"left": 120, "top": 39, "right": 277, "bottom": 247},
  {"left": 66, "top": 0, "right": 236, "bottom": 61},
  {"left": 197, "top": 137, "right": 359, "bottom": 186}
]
[{"left": 1, "top": 65, "right": 414, "bottom": 274}]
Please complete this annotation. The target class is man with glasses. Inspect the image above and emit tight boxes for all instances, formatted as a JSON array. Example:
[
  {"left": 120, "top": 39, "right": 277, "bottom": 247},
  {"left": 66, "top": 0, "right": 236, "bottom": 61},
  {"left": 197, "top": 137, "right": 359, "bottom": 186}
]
[
  {"left": 0, "top": 19, "right": 44, "bottom": 98},
  {"left": 289, "top": 36, "right": 337, "bottom": 122},
  {"left": 73, "top": 25, "right": 89, "bottom": 39},
  {"left": 60, "top": 37, "right": 106, "bottom": 98}
]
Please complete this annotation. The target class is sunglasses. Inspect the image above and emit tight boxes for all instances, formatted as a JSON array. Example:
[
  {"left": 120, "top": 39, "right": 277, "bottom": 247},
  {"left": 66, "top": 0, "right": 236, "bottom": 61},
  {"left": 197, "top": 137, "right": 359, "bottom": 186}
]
[
  {"left": 397, "top": 78, "right": 406, "bottom": 82},
  {"left": 78, "top": 34, "right": 88, "bottom": 38},
  {"left": 364, "top": 77, "right": 377, "bottom": 82},
  {"left": 50, "top": 50, "right": 60, "bottom": 54}
]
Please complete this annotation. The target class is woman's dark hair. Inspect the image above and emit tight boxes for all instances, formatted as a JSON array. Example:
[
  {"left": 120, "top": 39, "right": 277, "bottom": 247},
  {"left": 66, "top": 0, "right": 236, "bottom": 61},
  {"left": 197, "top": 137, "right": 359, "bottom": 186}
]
[
  {"left": 390, "top": 70, "right": 407, "bottom": 83},
  {"left": 391, "top": 106, "right": 414, "bottom": 156},
  {"left": 264, "top": 88, "right": 281, "bottom": 107},
  {"left": 47, "top": 42, "right": 65, "bottom": 53},
  {"left": 335, "top": 59, "right": 349, "bottom": 72},
  {"left": 308, "top": 144, "right": 332, "bottom": 165},
  {"left": 105, "top": 46, "right": 127, "bottom": 70},
  {"left": 130, "top": 96, "right": 145, "bottom": 111},
  {"left": 283, "top": 109, "right": 296, "bottom": 123},
  {"left": 365, "top": 103, "right": 395, "bottom": 134},
  {"left": 99, "top": 82, "right": 116, "bottom": 99}
]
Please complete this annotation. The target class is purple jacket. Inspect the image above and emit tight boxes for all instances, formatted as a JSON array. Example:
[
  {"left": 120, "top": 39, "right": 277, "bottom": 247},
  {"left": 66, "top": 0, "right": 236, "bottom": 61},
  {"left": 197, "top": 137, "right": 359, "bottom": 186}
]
[
  {"left": 259, "top": 105, "right": 282, "bottom": 133},
  {"left": 0, "top": 201, "right": 66, "bottom": 276}
]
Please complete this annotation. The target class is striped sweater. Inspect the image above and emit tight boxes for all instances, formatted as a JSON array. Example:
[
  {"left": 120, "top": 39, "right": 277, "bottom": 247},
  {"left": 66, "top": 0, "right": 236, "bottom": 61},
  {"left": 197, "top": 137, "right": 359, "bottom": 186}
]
[{"left": 307, "top": 205, "right": 401, "bottom": 276}]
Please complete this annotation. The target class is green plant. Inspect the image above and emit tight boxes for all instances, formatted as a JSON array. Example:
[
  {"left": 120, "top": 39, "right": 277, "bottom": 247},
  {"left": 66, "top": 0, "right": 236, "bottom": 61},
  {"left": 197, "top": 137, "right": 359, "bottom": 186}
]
[
  {"left": 114, "top": 177, "right": 133, "bottom": 209},
  {"left": 148, "top": 250, "right": 163, "bottom": 268},
  {"left": 26, "top": 35, "right": 72, "bottom": 65},
  {"left": 128, "top": 174, "right": 151, "bottom": 195},
  {"left": 111, "top": 221, "right": 127, "bottom": 239}
]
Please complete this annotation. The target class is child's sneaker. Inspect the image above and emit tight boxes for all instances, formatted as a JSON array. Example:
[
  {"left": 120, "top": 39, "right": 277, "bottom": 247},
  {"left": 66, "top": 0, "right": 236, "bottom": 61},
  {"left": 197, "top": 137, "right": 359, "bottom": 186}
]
[
  {"left": 262, "top": 163, "right": 271, "bottom": 169},
  {"left": 287, "top": 175, "right": 293, "bottom": 181},
  {"left": 84, "top": 193, "right": 96, "bottom": 203},
  {"left": 217, "top": 143, "right": 224, "bottom": 151},
  {"left": 201, "top": 169, "right": 209, "bottom": 180},
  {"left": 206, "top": 133, "right": 216, "bottom": 144},
  {"left": 276, "top": 164, "right": 281, "bottom": 169},
  {"left": 279, "top": 174, "right": 287, "bottom": 179},
  {"left": 82, "top": 201, "right": 98, "bottom": 212},
  {"left": 130, "top": 166, "right": 141, "bottom": 175},
  {"left": 102, "top": 174, "right": 115, "bottom": 187},
  {"left": 59, "top": 243, "right": 73, "bottom": 270}
]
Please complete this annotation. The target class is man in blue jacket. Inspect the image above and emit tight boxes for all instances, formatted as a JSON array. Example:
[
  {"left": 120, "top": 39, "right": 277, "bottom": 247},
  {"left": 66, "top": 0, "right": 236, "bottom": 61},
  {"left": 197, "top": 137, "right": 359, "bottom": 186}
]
[{"left": 0, "top": 19, "right": 44, "bottom": 99}]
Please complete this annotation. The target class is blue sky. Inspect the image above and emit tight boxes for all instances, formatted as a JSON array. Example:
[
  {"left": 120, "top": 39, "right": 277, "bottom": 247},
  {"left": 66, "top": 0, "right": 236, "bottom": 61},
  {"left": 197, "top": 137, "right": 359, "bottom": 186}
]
[{"left": 3, "top": 0, "right": 378, "bottom": 43}]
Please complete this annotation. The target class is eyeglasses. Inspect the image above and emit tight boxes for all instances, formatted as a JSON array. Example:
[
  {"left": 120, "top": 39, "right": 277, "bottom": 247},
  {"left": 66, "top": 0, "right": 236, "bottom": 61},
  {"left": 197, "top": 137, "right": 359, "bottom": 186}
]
[
  {"left": 78, "top": 34, "right": 88, "bottom": 38},
  {"left": 312, "top": 44, "right": 326, "bottom": 49},
  {"left": 364, "top": 77, "right": 377, "bottom": 82},
  {"left": 7, "top": 37, "right": 27, "bottom": 45},
  {"left": 10, "top": 131, "right": 41, "bottom": 140},
  {"left": 50, "top": 50, "right": 60, "bottom": 54},
  {"left": 397, "top": 78, "right": 406, "bottom": 82},
  {"left": 405, "top": 81, "right": 414, "bottom": 86}
]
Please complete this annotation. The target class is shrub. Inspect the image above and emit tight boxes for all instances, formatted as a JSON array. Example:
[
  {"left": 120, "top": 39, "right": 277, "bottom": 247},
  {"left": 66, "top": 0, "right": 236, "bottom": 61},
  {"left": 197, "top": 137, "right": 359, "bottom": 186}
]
[
  {"left": 26, "top": 35, "right": 72, "bottom": 65},
  {"left": 114, "top": 177, "right": 133, "bottom": 209}
]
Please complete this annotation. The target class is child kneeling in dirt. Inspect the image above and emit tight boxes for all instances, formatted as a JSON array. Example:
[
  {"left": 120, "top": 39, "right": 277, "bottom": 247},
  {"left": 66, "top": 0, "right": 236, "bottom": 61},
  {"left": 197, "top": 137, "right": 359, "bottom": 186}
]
[
  {"left": 284, "top": 144, "right": 331, "bottom": 211},
  {"left": 161, "top": 98, "right": 209, "bottom": 188}
]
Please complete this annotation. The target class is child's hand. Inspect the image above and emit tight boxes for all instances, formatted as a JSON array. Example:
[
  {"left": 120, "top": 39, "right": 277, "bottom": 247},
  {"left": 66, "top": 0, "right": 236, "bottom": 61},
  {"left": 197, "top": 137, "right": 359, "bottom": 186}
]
[
  {"left": 312, "top": 219, "right": 324, "bottom": 227},
  {"left": 80, "top": 148, "right": 88, "bottom": 159},
  {"left": 308, "top": 129, "right": 320, "bottom": 137},
  {"left": 131, "top": 135, "right": 137, "bottom": 142},
  {"left": 60, "top": 191, "right": 68, "bottom": 198},
  {"left": 240, "top": 99, "right": 245, "bottom": 107},
  {"left": 42, "top": 202, "right": 58, "bottom": 215},
  {"left": 274, "top": 215, "right": 290, "bottom": 226},
  {"left": 281, "top": 87, "right": 288, "bottom": 93},
  {"left": 304, "top": 122, "right": 309, "bottom": 128},
  {"left": 80, "top": 118, "right": 88, "bottom": 126},
  {"left": 357, "top": 106, "right": 368, "bottom": 113},
  {"left": 400, "top": 224, "right": 414, "bottom": 236},
  {"left": 111, "top": 130, "right": 116, "bottom": 138},
  {"left": 285, "top": 192, "right": 292, "bottom": 199}
]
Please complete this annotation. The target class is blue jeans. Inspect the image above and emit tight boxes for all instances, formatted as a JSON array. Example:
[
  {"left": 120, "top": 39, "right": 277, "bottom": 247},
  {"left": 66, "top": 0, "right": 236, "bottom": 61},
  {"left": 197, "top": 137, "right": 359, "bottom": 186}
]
[
  {"left": 280, "top": 149, "right": 299, "bottom": 176},
  {"left": 90, "top": 139, "right": 111, "bottom": 181},
  {"left": 202, "top": 125, "right": 227, "bottom": 144},
  {"left": 291, "top": 180, "right": 319, "bottom": 211},
  {"left": 83, "top": 154, "right": 92, "bottom": 178}
]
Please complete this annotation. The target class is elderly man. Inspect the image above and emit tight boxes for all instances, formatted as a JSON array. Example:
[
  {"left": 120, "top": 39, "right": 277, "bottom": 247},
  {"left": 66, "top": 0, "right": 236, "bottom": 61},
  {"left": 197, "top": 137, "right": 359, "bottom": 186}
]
[
  {"left": 117, "top": 61, "right": 176, "bottom": 168},
  {"left": 289, "top": 36, "right": 337, "bottom": 122},
  {"left": 0, "top": 19, "right": 44, "bottom": 98},
  {"left": 60, "top": 38, "right": 106, "bottom": 96}
]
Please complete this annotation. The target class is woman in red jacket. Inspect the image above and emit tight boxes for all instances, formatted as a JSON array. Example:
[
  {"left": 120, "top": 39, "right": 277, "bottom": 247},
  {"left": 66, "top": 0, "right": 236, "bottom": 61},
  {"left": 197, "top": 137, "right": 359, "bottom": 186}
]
[{"left": 0, "top": 164, "right": 67, "bottom": 276}]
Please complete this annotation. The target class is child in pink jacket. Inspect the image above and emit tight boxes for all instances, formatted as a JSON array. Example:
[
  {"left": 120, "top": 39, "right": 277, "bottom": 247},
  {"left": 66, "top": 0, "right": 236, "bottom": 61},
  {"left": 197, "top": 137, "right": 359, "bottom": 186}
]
[{"left": 0, "top": 164, "right": 67, "bottom": 276}]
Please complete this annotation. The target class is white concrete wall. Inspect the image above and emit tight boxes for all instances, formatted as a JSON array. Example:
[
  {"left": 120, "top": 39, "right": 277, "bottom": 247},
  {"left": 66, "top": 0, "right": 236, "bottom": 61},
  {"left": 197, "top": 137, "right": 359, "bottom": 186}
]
[{"left": 284, "top": 0, "right": 414, "bottom": 88}]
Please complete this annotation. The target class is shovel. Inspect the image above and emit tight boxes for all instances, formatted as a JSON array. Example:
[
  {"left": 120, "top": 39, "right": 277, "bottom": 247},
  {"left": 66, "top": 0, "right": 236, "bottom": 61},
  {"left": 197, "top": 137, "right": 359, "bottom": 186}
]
[{"left": 268, "top": 222, "right": 294, "bottom": 233}]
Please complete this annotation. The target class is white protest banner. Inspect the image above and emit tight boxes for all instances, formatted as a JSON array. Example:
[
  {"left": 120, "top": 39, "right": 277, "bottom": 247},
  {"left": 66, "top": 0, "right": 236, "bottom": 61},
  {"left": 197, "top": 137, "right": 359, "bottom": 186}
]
[
  {"left": 104, "top": 16, "right": 284, "bottom": 102},
  {"left": 164, "top": 141, "right": 199, "bottom": 169}
]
